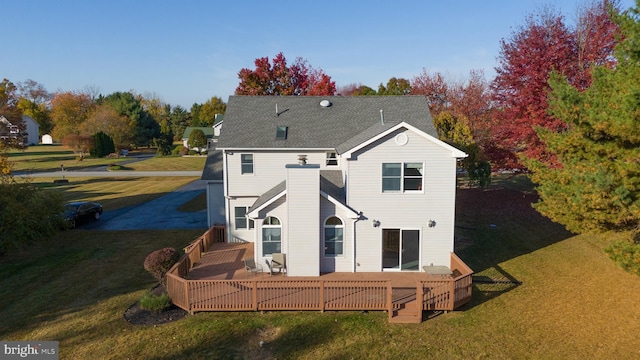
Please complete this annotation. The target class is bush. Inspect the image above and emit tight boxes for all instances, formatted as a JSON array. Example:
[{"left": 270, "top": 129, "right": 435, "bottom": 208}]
[
  {"left": 143, "top": 247, "right": 181, "bottom": 285},
  {"left": 171, "top": 145, "right": 183, "bottom": 156},
  {"left": 605, "top": 239, "right": 640, "bottom": 276},
  {"left": 139, "top": 292, "right": 172, "bottom": 313},
  {"left": 188, "top": 150, "right": 198, "bottom": 156}
]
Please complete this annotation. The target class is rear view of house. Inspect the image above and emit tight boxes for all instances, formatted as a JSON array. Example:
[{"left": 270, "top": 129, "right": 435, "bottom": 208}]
[{"left": 201, "top": 96, "right": 467, "bottom": 276}]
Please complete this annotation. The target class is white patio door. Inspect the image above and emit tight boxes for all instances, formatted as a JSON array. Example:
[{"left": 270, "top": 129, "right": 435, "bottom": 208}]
[{"left": 382, "top": 229, "right": 420, "bottom": 271}]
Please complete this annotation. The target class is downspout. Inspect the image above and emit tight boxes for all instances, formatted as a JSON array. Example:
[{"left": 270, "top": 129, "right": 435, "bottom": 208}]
[{"left": 223, "top": 151, "right": 231, "bottom": 243}]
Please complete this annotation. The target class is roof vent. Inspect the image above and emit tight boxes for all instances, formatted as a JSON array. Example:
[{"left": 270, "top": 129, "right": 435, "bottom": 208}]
[{"left": 320, "top": 100, "right": 331, "bottom": 107}]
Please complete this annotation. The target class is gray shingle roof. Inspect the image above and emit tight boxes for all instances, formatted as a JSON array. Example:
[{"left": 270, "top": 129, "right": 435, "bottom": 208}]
[
  {"left": 200, "top": 149, "right": 223, "bottom": 181},
  {"left": 216, "top": 96, "right": 437, "bottom": 152}
]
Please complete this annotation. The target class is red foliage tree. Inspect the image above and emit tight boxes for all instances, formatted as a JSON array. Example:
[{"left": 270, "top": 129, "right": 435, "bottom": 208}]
[
  {"left": 491, "top": 1, "right": 621, "bottom": 169},
  {"left": 235, "top": 52, "right": 336, "bottom": 96}
]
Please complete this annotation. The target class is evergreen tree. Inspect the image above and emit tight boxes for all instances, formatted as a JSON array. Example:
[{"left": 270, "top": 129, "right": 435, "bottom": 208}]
[{"left": 525, "top": 2, "right": 640, "bottom": 233}]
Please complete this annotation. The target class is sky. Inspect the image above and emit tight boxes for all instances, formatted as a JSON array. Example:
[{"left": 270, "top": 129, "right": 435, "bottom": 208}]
[{"left": 3, "top": 0, "right": 637, "bottom": 109}]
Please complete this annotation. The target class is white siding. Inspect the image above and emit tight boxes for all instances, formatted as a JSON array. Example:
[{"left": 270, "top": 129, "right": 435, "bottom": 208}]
[
  {"left": 225, "top": 150, "right": 343, "bottom": 197},
  {"left": 347, "top": 128, "right": 458, "bottom": 270},
  {"left": 206, "top": 182, "right": 225, "bottom": 227},
  {"left": 227, "top": 197, "right": 259, "bottom": 243},
  {"left": 285, "top": 165, "right": 320, "bottom": 276},
  {"left": 320, "top": 199, "right": 355, "bottom": 273}
]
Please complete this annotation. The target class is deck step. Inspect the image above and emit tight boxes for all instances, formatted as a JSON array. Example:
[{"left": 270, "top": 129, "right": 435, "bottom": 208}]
[{"left": 390, "top": 300, "right": 422, "bottom": 323}]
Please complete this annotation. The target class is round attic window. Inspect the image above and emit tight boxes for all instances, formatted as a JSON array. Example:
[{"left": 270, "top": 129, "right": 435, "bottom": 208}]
[
  {"left": 395, "top": 133, "right": 409, "bottom": 146},
  {"left": 320, "top": 100, "right": 331, "bottom": 107}
]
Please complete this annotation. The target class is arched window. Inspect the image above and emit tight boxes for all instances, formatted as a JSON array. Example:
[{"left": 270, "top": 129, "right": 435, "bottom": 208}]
[
  {"left": 262, "top": 216, "right": 281, "bottom": 256},
  {"left": 324, "top": 216, "right": 344, "bottom": 256}
]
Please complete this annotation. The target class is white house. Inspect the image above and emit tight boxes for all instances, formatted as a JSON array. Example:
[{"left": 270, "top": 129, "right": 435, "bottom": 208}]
[
  {"left": 0, "top": 115, "right": 39, "bottom": 146},
  {"left": 201, "top": 96, "right": 467, "bottom": 276}
]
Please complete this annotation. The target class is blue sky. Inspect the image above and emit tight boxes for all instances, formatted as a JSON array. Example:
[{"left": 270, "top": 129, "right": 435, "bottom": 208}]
[{"left": 3, "top": 0, "right": 636, "bottom": 108}]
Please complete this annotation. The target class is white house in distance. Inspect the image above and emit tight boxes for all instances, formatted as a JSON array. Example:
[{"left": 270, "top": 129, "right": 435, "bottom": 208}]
[
  {"left": 201, "top": 96, "right": 467, "bottom": 277},
  {"left": 0, "top": 115, "right": 39, "bottom": 146}
]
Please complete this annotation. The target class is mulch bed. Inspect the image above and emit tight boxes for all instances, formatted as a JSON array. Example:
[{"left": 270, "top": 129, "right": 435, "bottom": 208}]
[{"left": 123, "top": 285, "right": 189, "bottom": 326}]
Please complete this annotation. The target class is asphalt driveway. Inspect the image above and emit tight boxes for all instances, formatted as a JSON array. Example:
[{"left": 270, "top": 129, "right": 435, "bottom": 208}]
[{"left": 86, "top": 179, "right": 208, "bottom": 230}]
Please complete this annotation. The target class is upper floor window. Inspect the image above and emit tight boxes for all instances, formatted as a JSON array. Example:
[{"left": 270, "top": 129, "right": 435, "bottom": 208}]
[
  {"left": 324, "top": 216, "right": 344, "bottom": 256},
  {"left": 234, "top": 206, "right": 254, "bottom": 230},
  {"left": 241, "top": 154, "right": 253, "bottom": 174},
  {"left": 326, "top": 152, "right": 338, "bottom": 166},
  {"left": 262, "top": 216, "right": 281, "bottom": 256},
  {"left": 382, "top": 162, "right": 423, "bottom": 192},
  {"left": 276, "top": 126, "right": 288, "bottom": 140}
]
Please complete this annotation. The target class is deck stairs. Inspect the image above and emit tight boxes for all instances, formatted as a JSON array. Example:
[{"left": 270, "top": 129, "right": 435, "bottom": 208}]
[{"left": 389, "top": 297, "right": 423, "bottom": 323}]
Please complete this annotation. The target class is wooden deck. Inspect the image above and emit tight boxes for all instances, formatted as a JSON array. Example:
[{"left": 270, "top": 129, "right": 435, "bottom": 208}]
[
  {"left": 167, "top": 227, "right": 473, "bottom": 323},
  {"left": 188, "top": 242, "right": 456, "bottom": 287}
]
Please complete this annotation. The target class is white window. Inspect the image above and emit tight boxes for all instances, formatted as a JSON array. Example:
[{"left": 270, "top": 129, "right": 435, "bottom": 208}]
[
  {"left": 324, "top": 216, "right": 344, "bottom": 256},
  {"left": 241, "top": 154, "right": 253, "bottom": 174},
  {"left": 326, "top": 152, "right": 338, "bottom": 166},
  {"left": 262, "top": 216, "right": 281, "bottom": 256},
  {"left": 234, "top": 206, "right": 254, "bottom": 230},
  {"left": 382, "top": 162, "right": 423, "bottom": 192}
]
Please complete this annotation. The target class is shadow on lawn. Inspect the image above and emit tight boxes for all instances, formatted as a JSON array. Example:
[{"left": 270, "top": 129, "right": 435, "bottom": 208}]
[{"left": 454, "top": 176, "right": 574, "bottom": 308}]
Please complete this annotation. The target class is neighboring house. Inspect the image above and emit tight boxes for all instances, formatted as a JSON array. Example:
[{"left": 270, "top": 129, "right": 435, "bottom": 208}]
[
  {"left": 0, "top": 115, "right": 39, "bottom": 146},
  {"left": 182, "top": 127, "right": 214, "bottom": 152},
  {"left": 201, "top": 96, "right": 467, "bottom": 277},
  {"left": 182, "top": 114, "right": 224, "bottom": 152}
]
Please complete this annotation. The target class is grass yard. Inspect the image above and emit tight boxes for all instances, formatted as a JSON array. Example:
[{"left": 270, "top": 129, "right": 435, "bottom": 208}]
[
  {"left": 8, "top": 144, "right": 206, "bottom": 173},
  {"left": 25, "top": 177, "right": 200, "bottom": 211},
  {"left": 1, "top": 175, "right": 639, "bottom": 359}
]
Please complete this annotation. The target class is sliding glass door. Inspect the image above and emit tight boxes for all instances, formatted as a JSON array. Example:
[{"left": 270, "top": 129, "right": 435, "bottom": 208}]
[{"left": 382, "top": 229, "right": 420, "bottom": 271}]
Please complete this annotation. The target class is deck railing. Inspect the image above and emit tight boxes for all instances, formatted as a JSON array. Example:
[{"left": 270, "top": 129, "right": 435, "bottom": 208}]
[{"left": 166, "top": 227, "right": 473, "bottom": 320}]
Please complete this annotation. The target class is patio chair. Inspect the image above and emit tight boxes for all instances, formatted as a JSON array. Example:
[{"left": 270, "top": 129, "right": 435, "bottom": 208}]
[
  {"left": 244, "top": 258, "right": 263, "bottom": 277},
  {"left": 269, "top": 253, "right": 286, "bottom": 276}
]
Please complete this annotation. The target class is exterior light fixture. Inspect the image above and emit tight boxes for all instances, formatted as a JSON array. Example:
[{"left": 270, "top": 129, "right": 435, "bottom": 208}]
[
  {"left": 372, "top": 220, "right": 380, "bottom": 227},
  {"left": 428, "top": 220, "right": 436, "bottom": 228}
]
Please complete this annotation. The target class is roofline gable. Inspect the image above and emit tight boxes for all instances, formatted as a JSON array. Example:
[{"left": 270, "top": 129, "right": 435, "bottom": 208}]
[
  {"left": 342, "top": 121, "right": 467, "bottom": 159},
  {"left": 247, "top": 189, "right": 360, "bottom": 219}
]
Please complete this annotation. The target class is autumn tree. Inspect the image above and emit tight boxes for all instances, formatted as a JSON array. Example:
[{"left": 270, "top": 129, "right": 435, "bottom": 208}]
[
  {"left": 0, "top": 79, "right": 25, "bottom": 149},
  {"left": 196, "top": 96, "right": 226, "bottom": 126},
  {"left": 525, "top": 2, "right": 637, "bottom": 234},
  {"left": 82, "top": 103, "right": 135, "bottom": 150},
  {"left": 16, "top": 79, "right": 52, "bottom": 136},
  {"left": 50, "top": 91, "right": 94, "bottom": 141},
  {"left": 491, "top": 1, "right": 621, "bottom": 168},
  {"left": 412, "top": 69, "right": 493, "bottom": 186},
  {"left": 235, "top": 52, "right": 336, "bottom": 96}
]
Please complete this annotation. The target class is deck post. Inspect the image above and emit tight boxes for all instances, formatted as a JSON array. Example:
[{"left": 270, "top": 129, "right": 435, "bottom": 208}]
[
  {"left": 320, "top": 280, "right": 325, "bottom": 312},
  {"left": 416, "top": 281, "right": 424, "bottom": 313},
  {"left": 449, "top": 278, "right": 455, "bottom": 311},
  {"left": 252, "top": 280, "right": 258, "bottom": 311},
  {"left": 386, "top": 281, "right": 393, "bottom": 321}
]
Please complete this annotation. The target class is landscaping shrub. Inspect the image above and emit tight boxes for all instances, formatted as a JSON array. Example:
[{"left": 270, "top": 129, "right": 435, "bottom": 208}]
[
  {"left": 139, "top": 292, "right": 172, "bottom": 313},
  {"left": 179, "top": 146, "right": 189, "bottom": 156},
  {"left": 187, "top": 150, "right": 198, "bottom": 156},
  {"left": 605, "top": 238, "right": 640, "bottom": 276},
  {"left": 143, "top": 247, "right": 181, "bottom": 285}
]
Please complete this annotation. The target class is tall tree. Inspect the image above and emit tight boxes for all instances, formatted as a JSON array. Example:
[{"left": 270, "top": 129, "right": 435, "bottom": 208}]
[
  {"left": 169, "top": 105, "right": 189, "bottom": 141},
  {"left": 50, "top": 91, "right": 94, "bottom": 142},
  {"left": 198, "top": 96, "right": 226, "bottom": 126},
  {"left": 82, "top": 103, "right": 135, "bottom": 150},
  {"left": 377, "top": 77, "right": 412, "bottom": 95},
  {"left": 525, "top": 2, "right": 637, "bottom": 234},
  {"left": 491, "top": 1, "right": 621, "bottom": 168},
  {"left": 102, "top": 92, "right": 159, "bottom": 147},
  {"left": 0, "top": 79, "right": 21, "bottom": 124},
  {"left": 235, "top": 52, "right": 336, "bottom": 96}
]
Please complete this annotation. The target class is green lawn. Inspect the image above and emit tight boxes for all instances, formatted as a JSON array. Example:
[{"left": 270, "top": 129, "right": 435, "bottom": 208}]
[
  {"left": 8, "top": 144, "right": 206, "bottom": 172},
  {"left": 1, "top": 176, "right": 639, "bottom": 359}
]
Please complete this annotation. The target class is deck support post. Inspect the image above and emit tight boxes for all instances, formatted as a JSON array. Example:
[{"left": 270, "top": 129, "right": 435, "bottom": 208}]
[{"left": 252, "top": 280, "right": 258, "bottom": 311}]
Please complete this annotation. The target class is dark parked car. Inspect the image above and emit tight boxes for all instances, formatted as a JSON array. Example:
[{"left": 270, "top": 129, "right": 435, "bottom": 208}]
[{"left": 64, "top": 201, "right": 103, "bottom": 228}]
